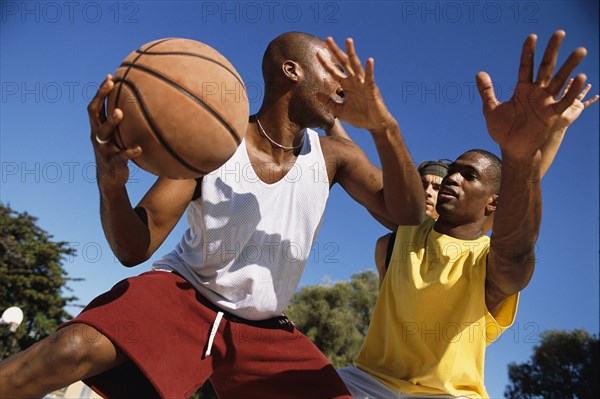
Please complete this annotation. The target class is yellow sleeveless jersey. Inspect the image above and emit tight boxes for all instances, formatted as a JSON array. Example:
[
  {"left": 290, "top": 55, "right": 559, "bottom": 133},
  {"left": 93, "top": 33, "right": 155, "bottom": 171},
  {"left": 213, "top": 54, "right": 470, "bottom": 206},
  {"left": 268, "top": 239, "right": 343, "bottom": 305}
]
[{"left": 354, "top": 218, "right": 519, "bottom": 398}]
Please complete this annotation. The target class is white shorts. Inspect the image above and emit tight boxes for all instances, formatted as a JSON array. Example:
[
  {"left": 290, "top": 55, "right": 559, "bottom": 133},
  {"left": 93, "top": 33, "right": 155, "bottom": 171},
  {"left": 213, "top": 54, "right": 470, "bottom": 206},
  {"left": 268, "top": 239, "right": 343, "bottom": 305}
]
[{"left": 337, "top": 366, "right": 465, "bottom": 399}]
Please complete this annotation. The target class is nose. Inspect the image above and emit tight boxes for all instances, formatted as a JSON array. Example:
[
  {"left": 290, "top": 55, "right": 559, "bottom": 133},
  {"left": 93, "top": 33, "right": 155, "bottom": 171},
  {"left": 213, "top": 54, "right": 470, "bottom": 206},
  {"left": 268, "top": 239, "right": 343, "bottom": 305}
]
[
  {"left": 424, "top": 184, "right": 434, "bottom": 198},
  {"left": 444, "top": 172, "right": 461, "bottom": 185},
  {"left": 336, "top": 86, "right": 345, "bottom": 99}
]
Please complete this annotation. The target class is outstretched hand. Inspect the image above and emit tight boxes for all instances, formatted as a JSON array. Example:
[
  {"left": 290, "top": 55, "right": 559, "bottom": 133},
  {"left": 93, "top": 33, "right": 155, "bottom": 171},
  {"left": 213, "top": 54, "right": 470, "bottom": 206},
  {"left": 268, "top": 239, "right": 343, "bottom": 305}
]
[
  {"left": 317, "top": 37, "right": 394, "bottom": 132},
  {"left": 476, "top": 30, "right": 588, "bottom": 160},
  {"left": 88, "top": 75, "right": 141, "bottom": 189}
]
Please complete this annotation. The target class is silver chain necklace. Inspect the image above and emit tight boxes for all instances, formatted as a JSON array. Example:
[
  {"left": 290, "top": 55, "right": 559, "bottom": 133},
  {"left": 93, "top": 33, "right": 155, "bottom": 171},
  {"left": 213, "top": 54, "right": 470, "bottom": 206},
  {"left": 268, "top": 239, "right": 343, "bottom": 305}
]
[{"left": 255, "top": 115, "right": 304, "bottom": 150}]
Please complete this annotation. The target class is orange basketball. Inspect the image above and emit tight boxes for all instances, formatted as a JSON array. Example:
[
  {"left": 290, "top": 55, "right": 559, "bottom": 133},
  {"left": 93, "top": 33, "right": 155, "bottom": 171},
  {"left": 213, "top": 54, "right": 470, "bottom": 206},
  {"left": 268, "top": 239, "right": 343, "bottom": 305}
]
[{"left": 107, "top": 38, "right": 248, "bottom": 179}]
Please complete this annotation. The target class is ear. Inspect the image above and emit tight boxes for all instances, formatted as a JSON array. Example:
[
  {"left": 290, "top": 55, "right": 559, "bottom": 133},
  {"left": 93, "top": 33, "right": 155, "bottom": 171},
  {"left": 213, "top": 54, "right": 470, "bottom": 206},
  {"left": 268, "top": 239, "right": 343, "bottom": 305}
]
[
  {"left": 282, "top": 60, "right": 302, "bottom": 82},
  {"left": 485, "top": 194, "right": 498, "bottom": 215}
]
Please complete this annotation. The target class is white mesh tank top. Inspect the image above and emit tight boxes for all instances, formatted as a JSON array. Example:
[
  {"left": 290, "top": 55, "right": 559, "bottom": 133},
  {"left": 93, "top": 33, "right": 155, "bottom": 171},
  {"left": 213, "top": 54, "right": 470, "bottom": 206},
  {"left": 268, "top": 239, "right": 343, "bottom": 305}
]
[{"left": 153, "top": 128, "right": 329, "bottom": 320}]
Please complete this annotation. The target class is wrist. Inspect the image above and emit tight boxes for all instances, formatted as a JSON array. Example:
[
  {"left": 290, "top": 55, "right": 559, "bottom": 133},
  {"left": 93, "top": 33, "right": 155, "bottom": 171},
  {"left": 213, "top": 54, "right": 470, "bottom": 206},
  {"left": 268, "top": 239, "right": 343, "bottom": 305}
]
[
  {"left": 500, "top": 150, "right": 542, "bottom": 183},
  {"left": 549, "top": 124, "right": 568, "bottom": 135},
  {"left": 368, "top": 114, "right": 397, "bottom": 135},
  {"left": 98, "top": 176, "right": 128, "bottom": 199}
]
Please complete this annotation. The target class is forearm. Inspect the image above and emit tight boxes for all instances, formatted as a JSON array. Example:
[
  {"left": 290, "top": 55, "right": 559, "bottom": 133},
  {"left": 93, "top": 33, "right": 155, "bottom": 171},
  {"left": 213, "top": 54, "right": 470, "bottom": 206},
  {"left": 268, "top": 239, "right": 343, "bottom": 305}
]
[
  {"left": 489, "top": 153, "right": 541, "bottom": 293},
  {"left": 99, "top": 184, "right": 151, "bottom": 266},
  {"left": 539, "top": 126, "right": 567, "bottom": 178},
  {"left": 370, "top": 121, "right": 425, "bottom": 225}
]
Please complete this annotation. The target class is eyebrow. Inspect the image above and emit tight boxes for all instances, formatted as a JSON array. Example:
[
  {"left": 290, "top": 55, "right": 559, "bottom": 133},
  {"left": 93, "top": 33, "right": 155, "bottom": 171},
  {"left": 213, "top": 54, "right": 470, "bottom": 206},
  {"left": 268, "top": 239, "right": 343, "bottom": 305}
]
[{"left": 449, "top": 162, "right": 481, "bottom": 175}]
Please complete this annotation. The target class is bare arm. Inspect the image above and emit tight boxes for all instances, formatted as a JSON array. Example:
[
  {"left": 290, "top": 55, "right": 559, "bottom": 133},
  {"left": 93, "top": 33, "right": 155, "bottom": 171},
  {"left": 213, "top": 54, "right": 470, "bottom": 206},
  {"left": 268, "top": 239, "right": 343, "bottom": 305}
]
[
  {"left": 325, "top": 118, "right": 352, "bottom": 140},
  {"left": 90, "top": 76, "right": 197, "bottom": 266},
  {"left": 325, "top": 118, "right": 401, "bottom": 229},
  {"left": 374, "top": 233, "right": 393, "bottom": 288},
  {"left": 319, "top": 38, "right": 425, "bottom": 225},
  {"left": 539, "top": 80, "right": 598, "bottom": 175},
  {"left": 478, "top": 31, "right": 589, "bottom": 313}
]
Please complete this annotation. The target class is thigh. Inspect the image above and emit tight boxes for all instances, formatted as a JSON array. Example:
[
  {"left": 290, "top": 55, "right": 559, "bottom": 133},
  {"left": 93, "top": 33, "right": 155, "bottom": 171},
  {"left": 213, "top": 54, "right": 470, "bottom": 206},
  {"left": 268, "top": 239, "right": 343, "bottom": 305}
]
[
  {"left": 337, "top": 367, "right": 465, "bottom": 399},
  {"left": 210, "top": 321, "right": 352, "bottom": 399},
  {"left": 338, "top": 366, "right": 400, "bottom": 399}
]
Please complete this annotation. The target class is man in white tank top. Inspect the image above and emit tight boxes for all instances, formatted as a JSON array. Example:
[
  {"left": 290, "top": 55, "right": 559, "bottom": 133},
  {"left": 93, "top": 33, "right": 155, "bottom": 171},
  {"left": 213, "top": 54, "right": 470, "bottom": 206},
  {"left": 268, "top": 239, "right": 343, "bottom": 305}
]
[{"left": 1, "top": 32, "right": 426, "bottom": 398}]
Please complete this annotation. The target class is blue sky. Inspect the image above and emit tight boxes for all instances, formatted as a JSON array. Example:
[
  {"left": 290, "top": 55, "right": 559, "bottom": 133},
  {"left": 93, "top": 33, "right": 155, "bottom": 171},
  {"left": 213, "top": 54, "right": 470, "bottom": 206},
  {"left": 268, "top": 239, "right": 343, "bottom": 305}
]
[{"left": 1, "top": 1, "right": 598, "bottom": 397}]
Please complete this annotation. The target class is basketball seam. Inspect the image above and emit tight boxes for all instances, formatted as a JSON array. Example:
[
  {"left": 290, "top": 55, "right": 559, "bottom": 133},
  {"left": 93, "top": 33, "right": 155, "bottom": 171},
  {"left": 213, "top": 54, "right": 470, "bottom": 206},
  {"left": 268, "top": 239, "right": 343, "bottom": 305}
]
[
  {"left": 113, "top": 79, "right": 211, "bottom": 176},
  {"left": 113, "top": 38, "right": 174, "bottom": 150},
  {"left": 119, "top": 62, "right": 242, "bottom": 145},
  {"left": 135, "top": 49, "right": 246, "bottom": 90}
]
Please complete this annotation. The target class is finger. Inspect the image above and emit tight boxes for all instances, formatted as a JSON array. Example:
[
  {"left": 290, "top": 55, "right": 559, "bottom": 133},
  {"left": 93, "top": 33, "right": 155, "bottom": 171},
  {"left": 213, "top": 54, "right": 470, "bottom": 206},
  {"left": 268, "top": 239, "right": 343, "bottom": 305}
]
[
  {"left": 555, "top": 73, "right": 586, "bottom": 114},
  {"left": 582, "top": 94, "right": 599, "bottom": 108},
  {"left": 94, "top": 108, "right": 123, "bottom": 145},
  {"left": 535, "top": 30, "right": 565, "bottom": 85},
  {"left": 345, "top": 38, "right": 365, "bottom": 81},
  {"left": 325, "top": 37, "right": 354, "bottom": 77},
  {"left": 316, "top": 92, "right": 343, "bottom": 117},
  {"left": 364, "top": 57, "right": 375, "bottom": 89},
  {"left": 577, "top": 83, "right": 592, "bottom": 100},
  {"left": 518, "top": 34, "right": 537, "bottom": 83},
  {"left": 119, "top": 146, "right": 142, "bottom": 161},
  {"left": 547, "top": 47, "right": 587, "bottom": 95},
  {"left": 317, "top": 49, "right": 346, "bottom": 80},
  {"left": 476, "top": 72, "right": 500, "bottom": 116},
  {"left": 559, "top": 78, "right": 574, "bottom": 100},
  {"left": 87, "top": 75, "right": 114, "bottom": 128}
]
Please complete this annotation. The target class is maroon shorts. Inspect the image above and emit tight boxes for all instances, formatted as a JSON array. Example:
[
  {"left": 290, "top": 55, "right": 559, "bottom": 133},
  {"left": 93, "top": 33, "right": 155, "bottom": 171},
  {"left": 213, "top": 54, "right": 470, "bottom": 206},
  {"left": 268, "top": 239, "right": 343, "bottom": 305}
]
[{"left": 60, "top": 271, "right": 351, "bottom": 399}]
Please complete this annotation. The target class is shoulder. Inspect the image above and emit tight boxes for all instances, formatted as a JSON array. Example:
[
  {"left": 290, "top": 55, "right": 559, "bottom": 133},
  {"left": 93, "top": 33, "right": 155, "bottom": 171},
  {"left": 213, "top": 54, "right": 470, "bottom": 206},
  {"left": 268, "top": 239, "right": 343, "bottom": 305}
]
[{"left": 319, "top": 134, "right": 363, "bottom": 163}]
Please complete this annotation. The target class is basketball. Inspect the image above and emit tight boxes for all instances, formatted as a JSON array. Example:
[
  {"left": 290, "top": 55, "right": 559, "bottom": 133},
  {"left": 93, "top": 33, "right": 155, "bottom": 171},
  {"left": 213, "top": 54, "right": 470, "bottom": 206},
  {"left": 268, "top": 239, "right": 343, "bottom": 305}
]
[{"left": 107, "top": 38, "right": 249, "bottom": 179}]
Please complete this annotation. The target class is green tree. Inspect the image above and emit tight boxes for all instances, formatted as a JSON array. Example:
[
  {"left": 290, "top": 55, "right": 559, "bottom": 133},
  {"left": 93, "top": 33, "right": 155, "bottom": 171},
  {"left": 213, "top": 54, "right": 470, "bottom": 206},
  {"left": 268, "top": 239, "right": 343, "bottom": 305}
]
[
  {"left": 0, "top": 203, "right": 78, "bottom": 359},
  {"left": 505, "top": 329, "right": 599, "bottom": 399},
  {"left": 285, "top": 270, "right": 378, "bottom": 368}
]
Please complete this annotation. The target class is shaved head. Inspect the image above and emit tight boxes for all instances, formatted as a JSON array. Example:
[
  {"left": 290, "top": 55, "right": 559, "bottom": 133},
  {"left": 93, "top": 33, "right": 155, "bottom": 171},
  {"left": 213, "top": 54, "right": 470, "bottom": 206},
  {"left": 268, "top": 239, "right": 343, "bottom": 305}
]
[
  {"left": 262, "top": 32, "right": 324, "bottom": 88},
  {"left": 258, "top": 31, "right": 341, "bottom": 129},
  {"left": 461, "top": 149, "right": 502, "bottom": 194}
]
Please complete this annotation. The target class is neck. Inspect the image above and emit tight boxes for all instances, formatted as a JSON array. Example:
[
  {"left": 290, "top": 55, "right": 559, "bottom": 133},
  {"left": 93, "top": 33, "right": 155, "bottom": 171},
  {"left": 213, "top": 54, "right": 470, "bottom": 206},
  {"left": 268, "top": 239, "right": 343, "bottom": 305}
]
[
  {"left": 252, "top": 102, "right": 306, "bottom": 152},
  {"left": 433, "top": 218, "right": 485, "bottom": 240}
]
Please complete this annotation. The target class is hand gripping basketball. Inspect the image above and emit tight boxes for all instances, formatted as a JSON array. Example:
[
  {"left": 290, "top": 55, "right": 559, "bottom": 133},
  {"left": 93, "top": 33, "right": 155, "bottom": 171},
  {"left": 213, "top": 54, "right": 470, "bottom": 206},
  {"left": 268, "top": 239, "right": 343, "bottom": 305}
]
[{"left": 106, "top": 38, "right": 250, "bottom": 179}]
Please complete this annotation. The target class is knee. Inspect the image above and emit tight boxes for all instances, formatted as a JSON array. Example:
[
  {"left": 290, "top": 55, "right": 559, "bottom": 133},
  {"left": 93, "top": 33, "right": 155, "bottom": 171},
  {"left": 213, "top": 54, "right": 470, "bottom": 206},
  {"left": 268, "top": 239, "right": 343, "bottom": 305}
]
[
  {"left": 46, "top": 324, "right": 107, "bottom": 365},
  {"left": 0, "top": 324, "right": 109, "bottom": 397}
]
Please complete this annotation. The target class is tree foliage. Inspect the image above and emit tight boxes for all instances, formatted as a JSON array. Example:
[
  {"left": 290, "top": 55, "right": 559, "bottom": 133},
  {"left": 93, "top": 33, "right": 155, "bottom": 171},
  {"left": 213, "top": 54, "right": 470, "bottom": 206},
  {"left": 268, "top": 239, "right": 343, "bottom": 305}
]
[
  {"left": 285, "top": 270, "right": 379, "bottom": 368},
  {"left": 505, "top": 329, "right": 599, "bottom": 399},
  {"left": 0, "top": 203, "right": 77, "bottom": 359}
]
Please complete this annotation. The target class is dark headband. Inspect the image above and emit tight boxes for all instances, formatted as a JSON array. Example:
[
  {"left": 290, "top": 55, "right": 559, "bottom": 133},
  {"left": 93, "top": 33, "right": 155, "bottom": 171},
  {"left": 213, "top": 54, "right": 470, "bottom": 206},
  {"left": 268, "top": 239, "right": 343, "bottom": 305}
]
[{"left": 418, "top": 161, "right": 449, "bottom": 178}]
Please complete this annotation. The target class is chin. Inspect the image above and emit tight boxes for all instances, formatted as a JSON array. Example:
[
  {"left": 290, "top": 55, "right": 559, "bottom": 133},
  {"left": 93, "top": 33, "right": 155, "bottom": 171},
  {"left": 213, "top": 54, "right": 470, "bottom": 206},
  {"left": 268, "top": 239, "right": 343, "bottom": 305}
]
[
  {"left": 311, "top": 115, "right": 334, "bottom": 130},
  {"left": 426, "top": 211, "right": 438, "bottom": 219}
]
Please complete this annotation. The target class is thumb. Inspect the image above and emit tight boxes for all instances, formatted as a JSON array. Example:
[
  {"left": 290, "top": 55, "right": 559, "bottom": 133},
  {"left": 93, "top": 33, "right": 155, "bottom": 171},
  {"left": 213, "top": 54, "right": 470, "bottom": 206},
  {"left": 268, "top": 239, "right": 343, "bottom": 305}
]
[
  {"left": 119, "top": 146, "right": 143, "bottom": 161},
  {"left": 476, "top": 72, "right": 499, "bottom": 116},
  {"left": 316, "top": 92, "right": 343, "bottom": 117}
]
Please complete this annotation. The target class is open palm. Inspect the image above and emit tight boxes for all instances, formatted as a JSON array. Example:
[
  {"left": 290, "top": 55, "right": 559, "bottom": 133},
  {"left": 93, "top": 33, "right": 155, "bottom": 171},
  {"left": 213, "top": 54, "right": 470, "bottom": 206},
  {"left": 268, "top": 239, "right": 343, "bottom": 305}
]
[
  {"left": 318, "top": 37, "right": 394, "bottom": 132},
  {"left": 477, "top": 31, "right": 588, "bottom": 160}
]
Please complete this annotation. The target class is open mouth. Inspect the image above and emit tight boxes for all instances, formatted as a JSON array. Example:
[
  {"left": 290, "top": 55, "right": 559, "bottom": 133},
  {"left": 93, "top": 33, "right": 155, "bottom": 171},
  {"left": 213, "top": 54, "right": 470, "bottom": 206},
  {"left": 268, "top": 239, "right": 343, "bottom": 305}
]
[{"left": 438, "top": 188, "right": 458, "bottom": 199}]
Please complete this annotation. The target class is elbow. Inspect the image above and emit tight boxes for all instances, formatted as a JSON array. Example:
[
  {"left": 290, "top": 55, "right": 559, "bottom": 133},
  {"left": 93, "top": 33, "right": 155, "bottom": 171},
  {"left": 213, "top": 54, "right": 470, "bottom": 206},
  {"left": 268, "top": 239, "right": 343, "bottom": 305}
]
[
  {"left": 387, "top": 200, "right": 426, "bottom": 226},
  {"left": 489, "top": 247, "right": 537, "bottom": 292},
  {"left": 406, "top": 212, "right": 426, "bottom": 226},
  {"left": 119, "top": 259, "right": 144, "bottom": 268},
  {"left": 389, "top": 210, "right": 425, "bottom": 226},
  {"left": 114, "top": 250, "right": 150, "bottom": 268}
]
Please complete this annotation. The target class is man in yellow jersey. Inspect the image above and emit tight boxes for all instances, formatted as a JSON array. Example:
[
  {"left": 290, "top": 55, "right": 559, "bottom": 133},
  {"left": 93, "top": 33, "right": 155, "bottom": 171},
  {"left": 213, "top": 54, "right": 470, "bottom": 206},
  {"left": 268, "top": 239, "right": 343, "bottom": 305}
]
[{"left": 338, "top": 31, "right": 598, "bottom": 398}]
